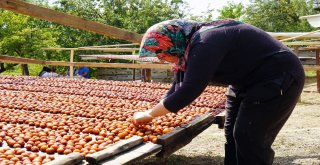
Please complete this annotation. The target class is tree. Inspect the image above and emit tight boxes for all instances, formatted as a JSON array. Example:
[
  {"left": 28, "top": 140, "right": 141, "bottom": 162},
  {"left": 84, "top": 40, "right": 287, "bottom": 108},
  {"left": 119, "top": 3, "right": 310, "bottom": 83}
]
[
  {"left": 243, "top": 0, "right": 316, "bottom": 32},
  {"left": 0, "top": 27, "right": 58, "bottom": 75},
  {"left": 217, "top": 2, "right": 245, "bottom": 20}
]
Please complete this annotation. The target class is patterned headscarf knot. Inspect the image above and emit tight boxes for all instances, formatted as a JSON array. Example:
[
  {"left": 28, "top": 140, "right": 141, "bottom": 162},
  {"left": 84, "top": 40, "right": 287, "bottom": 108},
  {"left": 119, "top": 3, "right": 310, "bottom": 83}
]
[{"left": 139, "top": 19, "right": 199, "bottom": 71}]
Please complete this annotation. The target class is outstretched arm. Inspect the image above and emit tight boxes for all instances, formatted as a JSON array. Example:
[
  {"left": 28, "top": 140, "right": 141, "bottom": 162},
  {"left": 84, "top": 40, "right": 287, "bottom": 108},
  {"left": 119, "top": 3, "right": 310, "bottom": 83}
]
[{"left": 132, "top": 42, "right": 227, "bottom": 125}]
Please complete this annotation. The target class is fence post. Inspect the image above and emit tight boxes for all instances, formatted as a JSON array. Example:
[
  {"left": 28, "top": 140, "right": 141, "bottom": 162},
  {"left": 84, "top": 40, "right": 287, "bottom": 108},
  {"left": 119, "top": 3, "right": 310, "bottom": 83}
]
[{"left": 70, "top": 50, "right": 74, "bottom": 78}]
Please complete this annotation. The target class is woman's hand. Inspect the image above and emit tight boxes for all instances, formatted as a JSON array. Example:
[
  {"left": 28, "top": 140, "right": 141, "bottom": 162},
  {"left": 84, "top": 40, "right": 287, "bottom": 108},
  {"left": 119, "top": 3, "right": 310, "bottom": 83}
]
[
  {"left": 132, "top": 110, "right": 154, "bottom": 125},
  {"left": 132, "top": 100, "right": 171, "bottom": 125}
]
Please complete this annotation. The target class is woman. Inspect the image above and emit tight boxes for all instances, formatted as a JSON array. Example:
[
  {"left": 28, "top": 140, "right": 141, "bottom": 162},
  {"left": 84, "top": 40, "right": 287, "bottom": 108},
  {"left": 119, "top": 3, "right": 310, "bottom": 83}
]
[{"left": 132, "top": 19, "right": 304, "bottom": 165}]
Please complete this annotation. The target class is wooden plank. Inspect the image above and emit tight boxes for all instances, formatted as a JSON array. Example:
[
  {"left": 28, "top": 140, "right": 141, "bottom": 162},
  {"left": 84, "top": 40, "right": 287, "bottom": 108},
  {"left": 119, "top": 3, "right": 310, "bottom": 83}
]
[
  {"left": 43, "top": 47, "right": 139, "bottom": 52},
  {"left": 0, "top": 55, "right": 46, "bottom": 65},
  {"left": 283, "top": 41, "right": 320, "bottom": 46},
  {"left": 99, "top": 142, "right": 162, "bottom": 165},
  {"left": 268, "top": 32, "right": 320, "bottom": 40},
  {"left": 280, "top": 29, "right": 320, "bottom": 42},
  {"left": 303, "top": 65, "right": 320, "bottom": 71},
  {"left": 44, "top": 152, "right": 83, "bottom": 165},
  {"left": 0, "top": 0, "right": 143, "bottom": 43},
  {"left": 156, "top": 138, "right": 192, "bottom": 158},
  {"left": 78, "top": 47, "right": 139, "bottom": 52},
  {"left": 181, "top": 112, "right": 215, "bottom": 137},
  {"left": 0, "top": 55, "right": 172, "bottom": 69},
  {"left": 156, "top": 113, "right": 215, "bottom": 158},
  {"left": 79, "top": 43, "right": 139, "bottom": 48},
  {"left": 79, "top": 54, "right": 160, "bottom": 63},
  {"left": 42, "top": 48, "right": 79, "bottom": 51},
  {"left": 156, "top": 127, "right": 187, "bottom": 147},
  {"left": 86, "top": 136, "right": 143, "bottom": 164}
]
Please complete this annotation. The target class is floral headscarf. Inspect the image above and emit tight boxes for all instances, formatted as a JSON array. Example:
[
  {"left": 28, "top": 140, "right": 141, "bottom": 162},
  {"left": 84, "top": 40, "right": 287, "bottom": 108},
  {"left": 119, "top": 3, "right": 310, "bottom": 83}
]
[{"left": 139, "top": 19, "right": 242, "bottom": 72}]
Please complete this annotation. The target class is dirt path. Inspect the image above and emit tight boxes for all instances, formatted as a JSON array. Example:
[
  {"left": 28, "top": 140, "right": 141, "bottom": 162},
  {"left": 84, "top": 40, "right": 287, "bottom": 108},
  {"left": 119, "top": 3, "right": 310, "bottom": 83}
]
[{"left": 137, "top": 88, "right": 320, "bottom": 165}]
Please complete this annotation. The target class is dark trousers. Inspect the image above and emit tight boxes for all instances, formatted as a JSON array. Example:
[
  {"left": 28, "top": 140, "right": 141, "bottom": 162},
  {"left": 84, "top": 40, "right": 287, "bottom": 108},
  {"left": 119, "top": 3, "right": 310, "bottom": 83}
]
[{"left": 224, "top": 72, "right": 304, "bottom": 165}]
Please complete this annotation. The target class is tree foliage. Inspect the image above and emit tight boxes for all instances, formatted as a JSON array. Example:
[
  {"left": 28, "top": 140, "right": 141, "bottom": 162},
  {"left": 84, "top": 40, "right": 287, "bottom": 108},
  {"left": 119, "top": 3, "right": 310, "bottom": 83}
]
[
  {"left": 218, "top": 0, "right": 316, "bottom": 32},
  {"left": 217, "top": 2, "right": 245, "bottom": 20}
]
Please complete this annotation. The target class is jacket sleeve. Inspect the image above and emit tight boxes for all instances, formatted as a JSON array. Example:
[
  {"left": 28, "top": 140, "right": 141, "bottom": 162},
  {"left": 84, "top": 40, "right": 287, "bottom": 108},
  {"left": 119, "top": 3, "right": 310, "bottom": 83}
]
[{"left": 163, "top": 42, "right": 227, "bottom": 113}]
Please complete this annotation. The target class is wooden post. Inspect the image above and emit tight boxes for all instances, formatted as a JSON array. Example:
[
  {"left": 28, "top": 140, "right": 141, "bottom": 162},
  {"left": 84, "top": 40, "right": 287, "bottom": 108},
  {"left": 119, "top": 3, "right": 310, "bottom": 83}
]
[
  {"left": 141, "top": 68, "right": 152, "bottom": 82},
  {"left": 293, "top": 46, "right": 302, "bottom": 101},
  {"left": 132, "top": 51, "right": 136, "bottom": 81},
  {"left": 293, "top": 46, "right": 299, "bottom": 56},
  {"left": 316, "top": 49, "right": 320, "bottom": 93},
  {"left": 70, "top": 50, "right": 74, "bottom": 78}
]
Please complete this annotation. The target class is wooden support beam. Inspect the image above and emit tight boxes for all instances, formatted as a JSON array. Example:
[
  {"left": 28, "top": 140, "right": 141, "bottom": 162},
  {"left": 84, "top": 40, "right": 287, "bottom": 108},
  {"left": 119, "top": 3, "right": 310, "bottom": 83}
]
[
  {"left": 42, "top": 48, "right": 78, "bottom": 51},
  {"left": 156, "top": 113, "right": 215, "bottom": 158},
  {"left": 42, "top": 47, "right": 139, "bottom": 52},
  {"left": 0, "top": 55, "right": 172, "bottom": 69},
  {"left": 0, "top": 0, "right": 143, "bottom": 43},
  {"left": 79, "top": 43, "right": 140, "bottom": 48},
  {"left": 77, "top": 47, "right": 139, "bottom": 52},
  {"left": 282, "top": 41, "right": 320, "bottom": 46},
  {"left": 280, "top": 29, "right": 320, "bottom": 42},
  {"left": 268, "top": 32, "right": 320, "bottom": 40},
  {"left": 303, "top": 65, "right": 320, "bottom": 71}
]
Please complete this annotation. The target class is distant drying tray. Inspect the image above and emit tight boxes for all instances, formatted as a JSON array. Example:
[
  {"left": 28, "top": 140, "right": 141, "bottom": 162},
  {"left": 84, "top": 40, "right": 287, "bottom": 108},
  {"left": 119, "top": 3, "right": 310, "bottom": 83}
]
[{"left": 300, "top": 14, "right": 320, "bottom": 28}]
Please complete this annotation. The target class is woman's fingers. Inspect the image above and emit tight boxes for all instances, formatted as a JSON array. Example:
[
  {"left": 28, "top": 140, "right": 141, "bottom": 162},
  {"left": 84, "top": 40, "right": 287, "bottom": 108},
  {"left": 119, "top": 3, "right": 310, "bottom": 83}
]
[{"left": 132, "top": 111, "right": 153, "bottom": 125}]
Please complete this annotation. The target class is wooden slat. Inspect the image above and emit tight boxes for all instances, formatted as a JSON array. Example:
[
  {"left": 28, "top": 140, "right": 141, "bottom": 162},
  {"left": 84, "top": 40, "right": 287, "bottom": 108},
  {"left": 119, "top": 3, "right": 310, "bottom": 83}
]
[
  {"left": 0, "top": 55, "right": 46, "bottom": 65},
  {"left": 42, "top": 47, "right": 139, "bottom": 52},
  {"left": 156, "top": 127, "right": 187, "bottom": 147},
  {"left": 44, "top": 152, "right": 83, "bottom": 165},
  {"left": 268, "top": 32, "right": 320, "bottom": 40},
  {"left": 42, "top": 48, "right": 78, "bottom": 51},
  {"left": 0, "top": 55, "right": 172, "bottom": 69},
  {"left": 79, "top": 54, "right": 161, "bottom": 63},
  {"left": 79, "top": 43, "right": 139, "bottom": 48},
  {"left": 77, "top": 47, "right": 139, "bottom": 52},
  {"left": 156, "top": 113, "right": 216, "bottom": 158},
  {"left": 283, "top": 41, "right": 320, "bottom": 46},
  {"left": 0, "top": 0, "right": 143, "bottom": 43},
  {"left": 86, "top": 136, "right": 143, "bottom": 164},
  {"left": 98, "top": 142, "right": 162, "bottom": 165},
  {"left": 303, "top": 65, "right": 320, "bottom": 71},
  {"left": 280, "top": 29, "right": 320, "bottom": 42},
  {"left": 182, "top": 112, "right": 215, "bottom": 137}
]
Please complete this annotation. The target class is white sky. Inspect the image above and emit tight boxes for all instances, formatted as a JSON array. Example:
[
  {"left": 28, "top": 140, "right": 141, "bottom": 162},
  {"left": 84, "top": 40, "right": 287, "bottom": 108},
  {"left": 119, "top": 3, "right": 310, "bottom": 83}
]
[
  {"left": 48, "top": 0, "right": 251, "bottom": 18},
  {"left": 184, "top": 0, "right": 251, "bottom": 18}
]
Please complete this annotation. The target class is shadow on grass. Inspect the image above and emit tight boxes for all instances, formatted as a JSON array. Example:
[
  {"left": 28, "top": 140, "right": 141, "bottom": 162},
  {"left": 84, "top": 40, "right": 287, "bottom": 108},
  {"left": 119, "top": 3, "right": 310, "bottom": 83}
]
[
  {"left": 133, "top": 154, "right": 224, "bottom": 165},
  {"left": 274, "top": 155, "right": 320, "bottom": 165},
  {"left": 132, "top": 154, "right": 319, "bottom": 165}
]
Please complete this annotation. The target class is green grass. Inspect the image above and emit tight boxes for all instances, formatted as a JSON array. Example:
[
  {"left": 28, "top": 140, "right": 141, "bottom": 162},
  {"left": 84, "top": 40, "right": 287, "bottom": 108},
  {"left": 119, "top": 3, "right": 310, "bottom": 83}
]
[
  {"left": 305, "top": 70, "right": 317, "bottom": 77},
  {"left": 1, "top": 64, "right": 97, "bottom": 79},
  {"left": 2, "top": 64, "right": 43, "bottom": 76}
]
